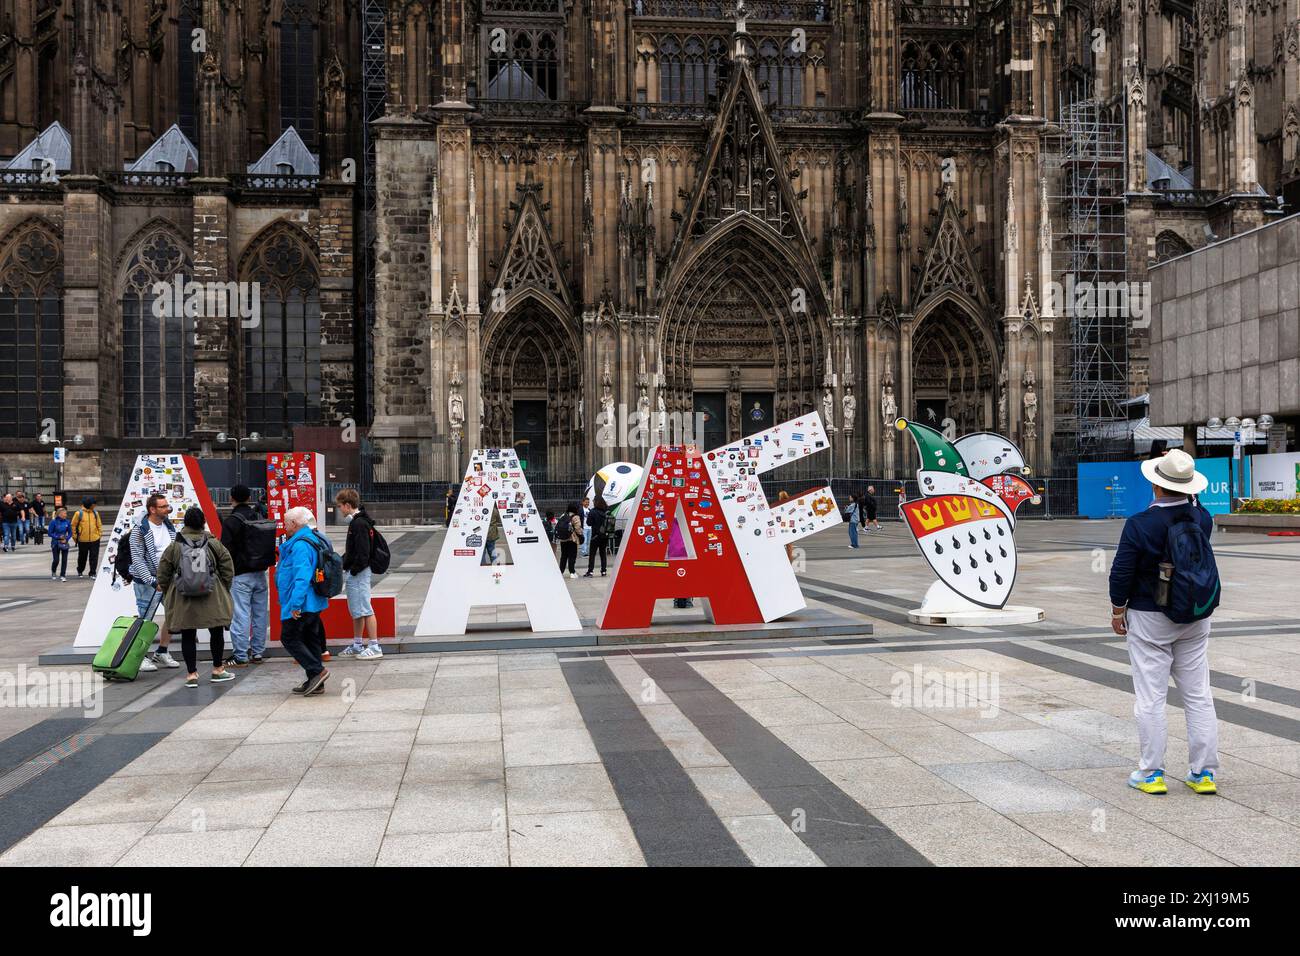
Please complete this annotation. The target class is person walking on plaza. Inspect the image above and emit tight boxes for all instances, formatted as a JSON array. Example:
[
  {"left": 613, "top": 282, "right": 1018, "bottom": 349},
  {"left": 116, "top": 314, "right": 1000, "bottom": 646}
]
[
  {"left": 48, "top": 505, "right": 72, "bottom": 580},
  {"left": 130, "top": 493, "right": 181, "bottom": 672},
  {"left": 1108, "top": 449, "right": 1221, "bottom": 797},
  {"left": 556, "top": 502, "right": 581, "bottom": 578},
  {"left": 14, "top": 492, "right": 29, "bottom": 544},
  {"left": 846, "top": 494, "right": 861, "bottom": 549},
  {"left": 0, "top": 493, "right": 18, "bottom": 552},
  {"left": 71, "top": 497, "right": 103, "bottom": 577},
  {"left": 579, "top": 497, "right": 591, "bottom": 558},
  {"left": 31, "top": 493, "right": 47, "bottom": 535},
  {"left": 220, "top": 485, "right": 273, "bottom": 667},
  {"left": 863, "top": 485, "right": 880, "bottom": 532},
  {"left": 276, "top": 506, "right": 331, "bottom": 696},
  {"left": 334, "top": 488, "right": 382, "bottom": 660},
  {"left": 583, "top": 496, "right": 610, "bottom": 577},
  {"left": 156, "top": 507, "right": 236, "bottom": 688}
]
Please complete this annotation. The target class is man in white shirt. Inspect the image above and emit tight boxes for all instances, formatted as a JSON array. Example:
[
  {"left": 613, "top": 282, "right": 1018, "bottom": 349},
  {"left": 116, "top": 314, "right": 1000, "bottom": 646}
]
[{"left": 579, "top": 497, "right": 591, "bottom": 558}]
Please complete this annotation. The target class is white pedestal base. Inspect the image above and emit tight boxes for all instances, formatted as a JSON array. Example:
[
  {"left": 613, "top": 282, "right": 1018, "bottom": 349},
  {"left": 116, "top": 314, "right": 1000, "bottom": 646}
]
[{"left": 907, "top": 580, "right": 1045, "bottom": 627}]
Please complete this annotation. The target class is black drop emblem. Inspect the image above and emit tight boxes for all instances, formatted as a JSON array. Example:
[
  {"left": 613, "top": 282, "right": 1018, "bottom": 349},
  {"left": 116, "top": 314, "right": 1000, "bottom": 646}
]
[
  {"left": 999, "top": 546, "right": 1007, "bottom": 558},
  {"left": 979, "top": 578, "right": 988, "bottom": 592},
  {"left": 952, "top": 560, "right": 962, "bottom": 576},
  {"left": 994, "top": 572, "right": 1004, "bottom": 585},
  {"left": 968, "top": 531, "right": 976, "bottom": 545},
  {"left": 952, "top": 536, "right": 961, "bottom": 549},
  {"left": 968, "top": 555, "right": 978, "bottom": 569},
  {"left": 997, "top": 525, "right": 1005, "bottom": 536},
  {"left": 984, "top": 550, "right": 993, "bottom": 563},
  {"left": 983, "top": 528, "right": 991, "bottom": 540},
  {"left": 933, "top": 540, "right": 944, "bottom": 554}
]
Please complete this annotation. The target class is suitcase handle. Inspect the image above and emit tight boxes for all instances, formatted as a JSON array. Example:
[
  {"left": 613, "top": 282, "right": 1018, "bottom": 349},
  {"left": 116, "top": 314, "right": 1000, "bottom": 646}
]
[{"left": 140, "top": 588, "right": 163, "bottom": 622}]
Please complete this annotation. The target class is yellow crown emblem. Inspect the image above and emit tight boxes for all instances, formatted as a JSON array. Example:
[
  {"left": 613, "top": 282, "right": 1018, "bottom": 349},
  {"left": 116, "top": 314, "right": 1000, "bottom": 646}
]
[
  {"left": 974, "top": 500, "right": 997, "bottom": 517},
  {"left": 916, "top": 502, "right": 946, "bottom": 531},
  {"left": 944, "top": 496, "right": 973, "bottom": 522}
]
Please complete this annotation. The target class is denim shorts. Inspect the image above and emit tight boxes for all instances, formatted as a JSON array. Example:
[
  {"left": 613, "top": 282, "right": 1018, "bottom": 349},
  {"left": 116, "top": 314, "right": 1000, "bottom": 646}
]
[{"left": 345, "top": 566, "right": 374, "bottom": 618}]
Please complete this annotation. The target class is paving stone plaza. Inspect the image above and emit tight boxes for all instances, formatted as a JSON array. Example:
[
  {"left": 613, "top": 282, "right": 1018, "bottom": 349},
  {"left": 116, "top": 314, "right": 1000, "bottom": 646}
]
[{"left": 0, "top": 518, "right": 1297, "bottom": 869}]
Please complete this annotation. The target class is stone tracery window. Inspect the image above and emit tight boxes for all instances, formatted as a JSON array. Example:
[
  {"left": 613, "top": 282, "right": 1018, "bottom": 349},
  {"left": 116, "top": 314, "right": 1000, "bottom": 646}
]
[
  {"left": 755, "top": 37, "right": 803, "bottom": 107},
  {"left": 1154, "top": 231, "right": 1193, "bottom": 263},
  {"left": 0, "top": 221, "right": 62, "bottom": 440},
  {"left": 485, "top": 27, "right": 561, "bottom": 100},
  {"left": 900, "top": 40, "right": 968, "bottom": 110},
  {"left": 656, "top": 34, "right": 726, "bottom": 103},
  {"left": 121, "top": 231, "right": 195, "bottom": 438},
  {"left": 241, "top": 226, "right": 321, "bottom": 438}
]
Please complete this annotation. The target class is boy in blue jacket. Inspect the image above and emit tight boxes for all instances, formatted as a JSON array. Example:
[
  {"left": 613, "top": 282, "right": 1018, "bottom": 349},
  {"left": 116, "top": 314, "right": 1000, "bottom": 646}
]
[
  {"left": 275, "top": 506, "right": 331, "bottom": 696},
  {"left": 1108, "top": 449, "right": 1219, "bottom": 797},
  {"left": 48, "top": 506, "right": 72, "bottom": 581}
]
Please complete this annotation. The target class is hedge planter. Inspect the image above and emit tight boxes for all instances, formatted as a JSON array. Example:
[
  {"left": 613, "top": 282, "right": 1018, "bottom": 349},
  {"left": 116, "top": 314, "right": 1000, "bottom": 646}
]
[{"left": 1215, "top": 513, "right": 1300, "bottom": 534}]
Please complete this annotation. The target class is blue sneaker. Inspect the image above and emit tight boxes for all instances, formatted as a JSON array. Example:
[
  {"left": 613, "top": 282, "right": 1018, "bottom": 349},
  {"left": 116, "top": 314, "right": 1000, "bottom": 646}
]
[
  {"left": 1128, "top": 769, "right": 1167, "bottom": 795},
  {"left": 1185, "top": 770, "right": 1217, "bottom": 795},
  {"left": 338, "top": 643, "right": 365, "bottom": 657}
]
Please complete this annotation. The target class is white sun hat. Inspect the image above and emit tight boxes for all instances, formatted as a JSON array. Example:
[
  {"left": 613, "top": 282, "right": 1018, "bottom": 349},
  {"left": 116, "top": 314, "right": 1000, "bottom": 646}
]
[{"left": 1140, "top": 448, "right": 1209, "bottom": 495}]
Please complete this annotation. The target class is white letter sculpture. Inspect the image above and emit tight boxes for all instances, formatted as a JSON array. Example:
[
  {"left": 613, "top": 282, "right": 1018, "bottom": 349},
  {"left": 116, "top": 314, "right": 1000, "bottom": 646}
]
[{"left": 415, "top": 448, "right": 581, "bottom": 635}]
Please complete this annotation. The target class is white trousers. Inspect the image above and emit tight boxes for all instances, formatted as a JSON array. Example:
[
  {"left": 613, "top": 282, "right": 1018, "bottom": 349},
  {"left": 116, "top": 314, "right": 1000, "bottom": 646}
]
[{"left": 1125, "top": 609, "right": 1219, "bottom": 775}]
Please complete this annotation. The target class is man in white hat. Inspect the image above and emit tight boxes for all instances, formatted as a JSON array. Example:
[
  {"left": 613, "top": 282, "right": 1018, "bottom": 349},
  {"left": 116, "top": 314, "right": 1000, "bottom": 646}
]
[{"left": 1108, "top": 448, "right": 1220, "bottom": 796}]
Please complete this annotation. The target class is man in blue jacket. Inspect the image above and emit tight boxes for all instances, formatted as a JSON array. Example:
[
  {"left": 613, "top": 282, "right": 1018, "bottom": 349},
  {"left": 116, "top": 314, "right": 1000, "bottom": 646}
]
[
  {"left": 276, "top": 506, "right": 330, "bottom": 696},
  {"left": 1108, "top": 449, "right": 1219, "bottom": 797}
]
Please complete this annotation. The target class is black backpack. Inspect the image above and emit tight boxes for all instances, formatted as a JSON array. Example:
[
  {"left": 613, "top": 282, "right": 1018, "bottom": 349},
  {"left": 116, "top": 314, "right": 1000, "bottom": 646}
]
[
  {"left": 305, "top": 531, "right": 345, "bottom": 598},
  {"left": 113, "top": 534, "right": 133, "bottom": 584},
  {"left": 1161, "top": 509, "right": 1221, "bottom": 623},
  {"left": 234, "top": 511, "right": 278, "bottom": 572},
  {"left": 554, "top": 514, "right": 575, "bottom": 542},
  {"left": 363, "top": 515, "right": 391, "bottom": 574}
]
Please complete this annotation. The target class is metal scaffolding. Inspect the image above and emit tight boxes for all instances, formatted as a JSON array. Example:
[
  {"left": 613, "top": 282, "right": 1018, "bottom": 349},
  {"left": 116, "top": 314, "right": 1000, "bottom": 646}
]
[
  {"left": 359, "top": 0, "right": 387, "bottom": 423},
  {"left": 1045, "top": 96, "right": 1130, "bottom": 469}
]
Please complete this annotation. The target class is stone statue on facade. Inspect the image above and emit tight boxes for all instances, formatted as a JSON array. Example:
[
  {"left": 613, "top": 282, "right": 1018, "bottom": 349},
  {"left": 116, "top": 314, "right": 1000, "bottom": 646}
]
[
  {"left": 842, "top": 386, "right": 856, "bottom": 432},
  {"left": 728, "top": 390, "right": 742, "bottom": 436},
  {"left": 1022, "top": 369, "right": 1038, "bottom": 441},
  {"left": 997, "top": 369, "right": 1008, "bottom": 433},
  {"left": 881, "top": 382, "right": 898, "bottom": 428},
  {"left": 822, "top": 386, "right": 834, "bottom": 430}
]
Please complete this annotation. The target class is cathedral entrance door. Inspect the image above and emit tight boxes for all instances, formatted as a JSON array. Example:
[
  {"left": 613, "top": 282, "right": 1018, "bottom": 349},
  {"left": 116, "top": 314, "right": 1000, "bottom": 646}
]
[
  {"left": 741, "top": 392, "right": 773, "bottom": 437},
  {"left": 693, "top": 392, "right": 726, "bottom": 450},
  {"left": 512, "top": 400, "right": 548, "bottom": 479}
]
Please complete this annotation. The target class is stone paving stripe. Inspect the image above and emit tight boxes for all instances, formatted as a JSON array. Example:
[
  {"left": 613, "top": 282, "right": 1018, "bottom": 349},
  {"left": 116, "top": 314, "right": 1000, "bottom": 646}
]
[
  {"left": 636, "top": 657, "right": 931, "bottom": 867},
  {"left": 0, "top": 717, "right": 90, "bottom": 780},
  {"left": 801, "top": 583, "right": 931, "bottom": 632},
  {"left": 1058, "top": 638, "right": 1300, "bottom": 711},
  {"left": 990, "top": 643, "right": 1300, "bottom": 744},
  {"left": 560, "top": 659, "right": 751, "bottom": 867},
  {"left": 0, "top": 732, "right": 167, "bottom": 855},
  {"left": 387, "top": 530, "right": 433, "bottom": 569}
]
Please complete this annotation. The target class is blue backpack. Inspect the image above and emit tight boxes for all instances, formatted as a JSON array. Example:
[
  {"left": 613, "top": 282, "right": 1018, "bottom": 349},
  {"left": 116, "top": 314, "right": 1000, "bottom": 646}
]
[
  {"left": 304, "top": 531, "right": 345, "bottom": 599},
  {"left": 1162, "top": 510, "right": 1220, "bottom": 623}
]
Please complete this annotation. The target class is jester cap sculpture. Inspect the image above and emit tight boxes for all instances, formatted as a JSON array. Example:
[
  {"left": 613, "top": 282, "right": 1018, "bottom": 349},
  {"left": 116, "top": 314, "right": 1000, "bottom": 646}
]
[{"left": 895, "top": 418, "right": 1044, "bottom": 624}]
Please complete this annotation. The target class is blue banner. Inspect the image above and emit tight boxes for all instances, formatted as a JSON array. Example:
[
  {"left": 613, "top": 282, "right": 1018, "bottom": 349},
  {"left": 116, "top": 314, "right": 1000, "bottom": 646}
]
[{"left": 1077, "top": 457, "right": 1249, "bottom": 518}]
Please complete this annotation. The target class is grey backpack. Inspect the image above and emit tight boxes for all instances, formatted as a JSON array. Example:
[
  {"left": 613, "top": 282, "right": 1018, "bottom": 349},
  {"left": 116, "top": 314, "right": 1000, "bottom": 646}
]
[{"left": 176, "top": 534, "right": 216, "bottom": 597}]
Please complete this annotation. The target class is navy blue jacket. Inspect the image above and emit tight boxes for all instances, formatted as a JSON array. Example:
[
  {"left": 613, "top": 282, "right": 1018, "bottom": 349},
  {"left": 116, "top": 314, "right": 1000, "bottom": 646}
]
[{"left": 1108, "top": 499, "right": 1214, "bottom": 612}]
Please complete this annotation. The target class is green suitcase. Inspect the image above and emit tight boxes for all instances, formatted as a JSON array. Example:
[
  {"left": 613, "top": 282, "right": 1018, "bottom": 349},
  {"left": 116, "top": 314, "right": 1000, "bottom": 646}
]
[{"left": 92, "top": 591, "right": 161, "bottom": 681}]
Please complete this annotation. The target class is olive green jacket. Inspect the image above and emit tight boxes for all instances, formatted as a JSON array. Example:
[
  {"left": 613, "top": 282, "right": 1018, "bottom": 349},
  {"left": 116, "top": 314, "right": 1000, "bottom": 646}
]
[{"left": 156, "top": 529, "right": 235, "bottom": 631}]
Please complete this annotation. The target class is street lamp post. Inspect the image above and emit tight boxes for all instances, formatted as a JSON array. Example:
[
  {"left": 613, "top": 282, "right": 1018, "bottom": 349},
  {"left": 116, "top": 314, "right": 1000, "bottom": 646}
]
[
  {"left": 216, "top": 432, "right": 261, "bottom": 488},
  {"left": 1205, "top": 414, "right": 1273, "bottom": 510},
  {"left": 38, "top": 432, "right": 84, "bottom": 501}
]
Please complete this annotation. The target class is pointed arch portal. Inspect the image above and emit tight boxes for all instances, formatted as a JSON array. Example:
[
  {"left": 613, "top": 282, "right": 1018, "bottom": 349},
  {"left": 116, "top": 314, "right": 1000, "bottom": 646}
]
[{"left": 910, "top": 292, "right": 999, "bottom": 436}]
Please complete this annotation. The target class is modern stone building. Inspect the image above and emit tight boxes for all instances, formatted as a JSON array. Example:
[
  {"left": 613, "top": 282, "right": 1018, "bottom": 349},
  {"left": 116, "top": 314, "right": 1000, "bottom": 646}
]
[
  {"left": 1149, "top": 211, "right": 1299, "bottom": 441},
  {"left": 0, "top": 1, "right": 1296, "bottom": 491}
]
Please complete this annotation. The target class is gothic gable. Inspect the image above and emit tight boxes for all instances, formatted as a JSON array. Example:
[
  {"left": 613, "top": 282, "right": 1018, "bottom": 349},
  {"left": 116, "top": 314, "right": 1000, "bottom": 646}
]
[
  {"left": 664, "top": 52, "right": 824, "bottom": 307},
  {"left": 914, "top": 184, "right": 989, "bottom": 307},
  {"left": 490, "top": 179, "right": 573, "bottom": 312}
]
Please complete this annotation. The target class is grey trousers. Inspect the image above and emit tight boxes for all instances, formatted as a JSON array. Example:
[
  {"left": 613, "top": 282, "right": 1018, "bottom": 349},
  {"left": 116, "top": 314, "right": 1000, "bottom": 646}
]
[{"left": 1125, "top": 609, "right": 1219, "bottom": 776}]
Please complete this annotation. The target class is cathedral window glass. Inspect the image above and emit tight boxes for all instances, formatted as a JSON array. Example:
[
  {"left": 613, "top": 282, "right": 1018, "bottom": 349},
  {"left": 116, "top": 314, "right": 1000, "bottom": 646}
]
[
  {"left": 0, "top": 223, "right": 62, "bottom": 440},
  {"left": 901, "top": 40, "right": 967, "bottom": 110},
  {"left": 121, "top": 233, "right": 195, "bottom": 438},
  {"left": 755, "top": 37, "right": 803, "bottom": 107},
  {"left": 176, "top": 0, "right": 200, "bottom": 142},
  {"left": 279, "top": 0, "right": 318, "bottom": 145},
  {"left": 242, "top": 228, "right": 321, "bottom": 438},
  {"left": 485, "top": 28, "right": 560, "bottom": 100}
]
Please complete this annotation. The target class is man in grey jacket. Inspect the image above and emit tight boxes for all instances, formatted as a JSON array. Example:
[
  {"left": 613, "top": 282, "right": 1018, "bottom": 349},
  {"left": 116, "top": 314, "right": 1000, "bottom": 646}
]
[{"left": 130, "top": 493, "right": 181, "bottom": 672}]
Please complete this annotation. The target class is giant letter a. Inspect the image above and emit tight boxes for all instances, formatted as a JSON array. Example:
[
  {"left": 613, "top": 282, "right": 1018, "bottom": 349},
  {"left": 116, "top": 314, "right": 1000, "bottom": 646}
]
[{"left": 598, "top": 444, "right": 762, "bottom": 628}]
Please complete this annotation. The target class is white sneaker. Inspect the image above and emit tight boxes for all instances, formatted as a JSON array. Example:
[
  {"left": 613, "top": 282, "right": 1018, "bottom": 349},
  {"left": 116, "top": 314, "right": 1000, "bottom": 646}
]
[
  {"left": 60, "top": 576, "right": 66, "bottom": 582},
  {"left": 338, "top": 644, "right": 363, "bottom": 657},
  {"left": 569, "top": 572, "right": 577, "bottom": 579},
  {"left": 138, "top": 656, "right": 158, "bottom": 672},
  {"left": 357, "top": 644, "right": 384, "bottom": 660},
  {"left": 51, "top": 574, "right": 57, "bottom": 580},
  {"left": 153, "top": 651, "right": 181, "bottom": 669}
]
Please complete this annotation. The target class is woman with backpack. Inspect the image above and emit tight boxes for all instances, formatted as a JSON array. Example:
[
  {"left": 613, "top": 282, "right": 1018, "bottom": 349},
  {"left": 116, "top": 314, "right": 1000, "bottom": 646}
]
[
  {"left": 156, "top": 507, "right": 236, "bottom": 689},
  {"left": 583, "top": 496, "right": 610, "bottom": 577},
  {"left": 1108, "top": 449, "right": 1220, "bottom": 797},
  {"left": 555, "top": 502, "right": 582, "bottom": 579}
]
